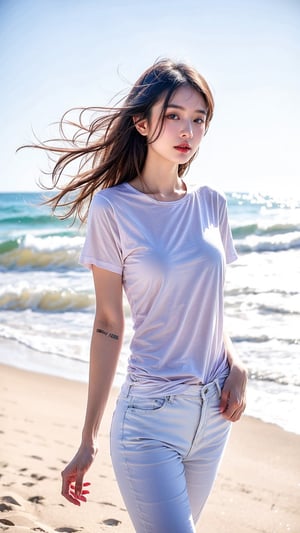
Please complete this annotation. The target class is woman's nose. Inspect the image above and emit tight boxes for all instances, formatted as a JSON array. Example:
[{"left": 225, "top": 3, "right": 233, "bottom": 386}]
[{"left": 180, "top": 120, "right": 193, "bottom": 138}]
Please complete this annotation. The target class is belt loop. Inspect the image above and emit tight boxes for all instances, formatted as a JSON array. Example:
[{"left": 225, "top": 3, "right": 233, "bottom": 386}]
[
  {"left": 123, "top": 382, "right": 133, "bottom": 397},
  {"left": 214, "top": 379, "right": 222, "bottom": 398}
]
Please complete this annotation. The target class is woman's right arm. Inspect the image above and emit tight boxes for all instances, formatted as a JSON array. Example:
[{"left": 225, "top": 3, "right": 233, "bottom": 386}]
[{"left": 61, "top": 265, "right": 124, "bottom": 505}]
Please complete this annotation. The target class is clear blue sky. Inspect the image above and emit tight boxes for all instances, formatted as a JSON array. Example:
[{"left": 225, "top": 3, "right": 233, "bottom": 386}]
[{"left": 1, "top": 0, "right": 299, "bottom": 195}]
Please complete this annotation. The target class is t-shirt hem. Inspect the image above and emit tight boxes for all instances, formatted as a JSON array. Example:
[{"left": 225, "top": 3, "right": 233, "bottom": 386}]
[{"left": 120, "top": 363, "right": 230, "bottom": 398}]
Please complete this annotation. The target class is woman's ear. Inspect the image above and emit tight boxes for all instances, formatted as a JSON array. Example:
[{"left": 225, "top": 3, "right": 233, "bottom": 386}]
[{"left": 133, "top": 116, "right": 148, "bottom": 136}]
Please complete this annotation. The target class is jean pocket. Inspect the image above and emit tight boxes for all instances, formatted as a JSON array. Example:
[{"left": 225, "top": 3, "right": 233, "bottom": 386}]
[{"left": 128, "top": 396, "right": 168, "bottom": 413}]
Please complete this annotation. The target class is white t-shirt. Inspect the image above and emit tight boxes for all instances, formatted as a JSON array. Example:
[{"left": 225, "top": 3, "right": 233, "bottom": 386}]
[{"left": 80, "top": 182, "right": 238, "bottom": 396}]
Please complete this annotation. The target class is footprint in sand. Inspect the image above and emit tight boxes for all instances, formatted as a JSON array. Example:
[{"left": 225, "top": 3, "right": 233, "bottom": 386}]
[
  {"left": 0, "top": 495, "right": 22, "bottom": 526},
  {"left": 99, "top": 501, "right": 117, "bottom": 508},
  {"left": 28, "top": 495, "right": 45, "bottom": 505},
  {"left": 102, "top": 518, "right": 122, "bottom": 526},
  {"left": 2, "top": 496, "right": 21, "bottom": 506},
  {"left": 31, "top": 473, "right": 48, "bottom": 481},
  {"left": 0, "top": 502, "right": 13, "bottom": 512},
  {"left": 55, "top": 527, "right": 82, "bottom": 533},
  {"left": 14, "top": 428, "right": 27, "bottom": 435},
  {"left": 0, "top": 496, "right": 20, "bottom": 512},
  {"left": 0, "top": 518, "right": 15, "bottom": 526}
]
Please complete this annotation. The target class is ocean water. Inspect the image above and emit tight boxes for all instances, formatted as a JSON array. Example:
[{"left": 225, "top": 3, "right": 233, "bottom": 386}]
[{"left": 0, "top": 189, "right": 299, "bottom": 435}]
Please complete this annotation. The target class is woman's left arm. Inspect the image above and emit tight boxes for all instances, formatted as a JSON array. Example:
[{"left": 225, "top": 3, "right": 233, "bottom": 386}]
[{"left": 220, "top": 332, "right": 248, "bottom": 422}]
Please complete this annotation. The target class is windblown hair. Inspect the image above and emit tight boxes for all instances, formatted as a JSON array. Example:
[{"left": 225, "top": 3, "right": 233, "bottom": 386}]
[{"left": 22, "top": 58, "right": 214, "bottom": 222}]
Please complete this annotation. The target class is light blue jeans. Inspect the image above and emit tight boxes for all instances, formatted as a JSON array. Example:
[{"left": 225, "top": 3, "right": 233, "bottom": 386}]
[{"left": 110, "top": 378, "right": 231, "bottom": 533}]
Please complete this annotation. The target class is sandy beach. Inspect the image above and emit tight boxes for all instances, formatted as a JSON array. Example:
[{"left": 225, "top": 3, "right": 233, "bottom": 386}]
[{"left": 1, "top": 363, "right": 299, "bottom": 533}]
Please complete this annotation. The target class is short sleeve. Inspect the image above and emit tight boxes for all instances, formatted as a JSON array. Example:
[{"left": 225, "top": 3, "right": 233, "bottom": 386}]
[
  {"left": 79, "top": 193, "right": 123, "bottom": 274},
  {"left": 218, "top": 193, "right": 238, "bottom": 264}
]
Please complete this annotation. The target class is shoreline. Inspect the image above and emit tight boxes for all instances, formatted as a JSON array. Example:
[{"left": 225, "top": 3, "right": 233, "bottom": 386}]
[
  {"left": 1, "top": 363, "right": 300, "bottom": 532},
  {"left": 0, "top": 339, "right": 298, "bottom": 437}
]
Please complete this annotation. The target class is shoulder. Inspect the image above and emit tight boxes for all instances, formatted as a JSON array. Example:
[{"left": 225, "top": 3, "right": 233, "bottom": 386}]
[
  {"left": 86, "top": 189, "right": 121, "bottom": 228},
  {"left": 191, "top": 185, "right": 231, "bottom": 225},
  {"left": 90, "top": 184, "right": 126, "bottom": 211},
  {"left": 193, "top": 184, "right": 228, "bottom": 206}
]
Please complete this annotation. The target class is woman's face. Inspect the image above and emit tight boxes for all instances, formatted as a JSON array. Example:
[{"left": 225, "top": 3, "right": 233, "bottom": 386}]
[{"left": 141, "top": 85, "right": 208, "bottom": 167}]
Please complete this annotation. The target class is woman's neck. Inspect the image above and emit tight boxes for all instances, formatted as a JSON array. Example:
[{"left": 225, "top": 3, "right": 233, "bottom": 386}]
[
  {"left": 135, "top": 176, "right": 187, "bottom": 202},
  {"left": 131, "top": 158, "right": 186, "bottom": 201}
]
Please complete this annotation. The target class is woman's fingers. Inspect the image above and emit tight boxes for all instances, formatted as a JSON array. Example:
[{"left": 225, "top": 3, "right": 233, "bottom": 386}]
[
  {"left": 61, "top": 444, "right": 95, "bottom": 505},
  {"left": 61, "top": 465, "right": 91, "bottom": 506},
  {"left": 220, "top": 388, "right": 246, "bottom": 421},
  {"left": 228, "top": 407, "right": 244, "bottom": 422},
  {"left": 74, "top": 471, "right": 84, "bottom": 497},
  {"left": 219, "top": 389, "right": 230, "bottom": 414},
  {"left": 73, "top": 480, "right": 91, "bottom": 498}
]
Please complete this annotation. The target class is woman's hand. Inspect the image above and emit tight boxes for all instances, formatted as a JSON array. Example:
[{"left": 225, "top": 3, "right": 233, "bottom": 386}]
[
  {"left": 220, "top": 362, "right": 247, "bottom": 422},
  {"left": 61, "top": 442, "right": 98, "bottom": 505}
]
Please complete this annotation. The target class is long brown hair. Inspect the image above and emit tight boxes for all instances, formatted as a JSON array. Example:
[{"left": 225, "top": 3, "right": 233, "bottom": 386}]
[{"left": 21, "top": 58, "right": 214, "bottom": 222}]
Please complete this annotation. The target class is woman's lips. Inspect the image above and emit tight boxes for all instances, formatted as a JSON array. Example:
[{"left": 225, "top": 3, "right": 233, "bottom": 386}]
[{"left": 174, "top": 145, "right": 191, "bottom": 154}]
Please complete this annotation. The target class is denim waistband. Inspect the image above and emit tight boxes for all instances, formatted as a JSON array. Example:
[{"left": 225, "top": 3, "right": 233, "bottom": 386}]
[{"left": 121, "top": 377, "right": 223, "bottom": 401}]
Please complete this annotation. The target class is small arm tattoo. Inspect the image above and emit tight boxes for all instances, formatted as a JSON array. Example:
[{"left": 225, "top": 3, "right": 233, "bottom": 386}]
[{"left": 96, "top": 328, "right": 119, "bottom": 340}]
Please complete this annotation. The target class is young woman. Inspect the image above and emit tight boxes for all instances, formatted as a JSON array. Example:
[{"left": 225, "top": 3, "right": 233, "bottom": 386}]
[{"left": 31, "top": 58, "right": 247, "bottom": 532}]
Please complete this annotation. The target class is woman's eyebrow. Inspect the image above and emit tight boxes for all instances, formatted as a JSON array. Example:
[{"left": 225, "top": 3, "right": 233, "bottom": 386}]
[{"left": 166, "top": 103, "right": 207, "bottom": 115}]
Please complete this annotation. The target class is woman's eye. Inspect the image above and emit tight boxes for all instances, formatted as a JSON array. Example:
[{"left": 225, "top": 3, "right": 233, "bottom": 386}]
[
  {"left": 194, "top": 118, "right": 204, "bottom": 124},
  {"left": 166, "top": 113, "right": 179, "bottom": 120}
]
